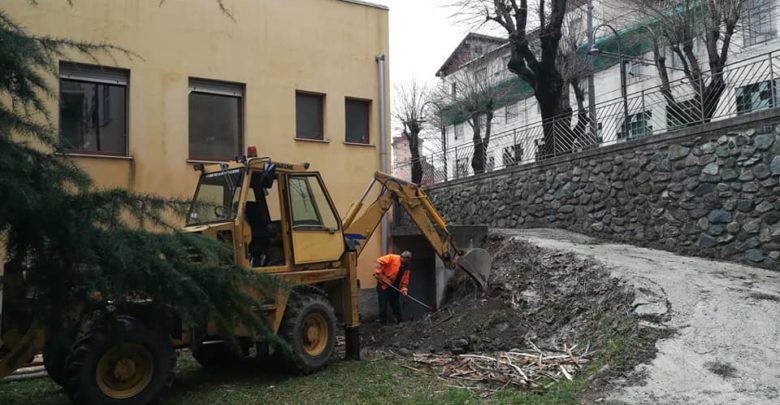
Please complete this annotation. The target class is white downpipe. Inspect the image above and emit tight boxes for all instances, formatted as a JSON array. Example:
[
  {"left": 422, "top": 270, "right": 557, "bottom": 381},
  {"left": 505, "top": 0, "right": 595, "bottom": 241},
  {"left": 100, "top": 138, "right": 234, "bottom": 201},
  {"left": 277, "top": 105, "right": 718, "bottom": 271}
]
[{"left": 376, "top": 54, "right": 389, "bottom": 254}]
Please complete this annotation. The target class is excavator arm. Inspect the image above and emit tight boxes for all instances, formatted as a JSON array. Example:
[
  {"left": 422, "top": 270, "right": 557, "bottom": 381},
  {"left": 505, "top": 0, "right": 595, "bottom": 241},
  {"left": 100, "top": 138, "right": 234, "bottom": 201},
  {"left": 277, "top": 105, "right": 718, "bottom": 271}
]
[{"left": 342, "top": 172, "right": 490, "bottom": 289}]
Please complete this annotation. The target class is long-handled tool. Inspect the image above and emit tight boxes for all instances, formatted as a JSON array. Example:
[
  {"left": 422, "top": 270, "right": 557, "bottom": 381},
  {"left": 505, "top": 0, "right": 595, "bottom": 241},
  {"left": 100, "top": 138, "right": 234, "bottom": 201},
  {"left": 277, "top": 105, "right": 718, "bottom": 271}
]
[{"left": 375, "top": 275, "right": 434, "bottom": 312}]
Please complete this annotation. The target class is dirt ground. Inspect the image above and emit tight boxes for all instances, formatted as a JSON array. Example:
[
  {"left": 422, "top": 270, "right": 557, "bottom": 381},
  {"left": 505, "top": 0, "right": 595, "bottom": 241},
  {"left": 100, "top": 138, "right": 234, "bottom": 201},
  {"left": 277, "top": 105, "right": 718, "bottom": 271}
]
[{"left": 363, "top": 233, "right": 639, "bottom": 363}]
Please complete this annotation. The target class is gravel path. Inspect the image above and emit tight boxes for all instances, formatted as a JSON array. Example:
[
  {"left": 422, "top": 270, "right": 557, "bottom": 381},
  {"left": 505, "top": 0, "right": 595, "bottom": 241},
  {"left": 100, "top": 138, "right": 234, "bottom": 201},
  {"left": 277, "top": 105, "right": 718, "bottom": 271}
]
[{"left": 499, "top": 228, "right": 780, "bottom": 405}]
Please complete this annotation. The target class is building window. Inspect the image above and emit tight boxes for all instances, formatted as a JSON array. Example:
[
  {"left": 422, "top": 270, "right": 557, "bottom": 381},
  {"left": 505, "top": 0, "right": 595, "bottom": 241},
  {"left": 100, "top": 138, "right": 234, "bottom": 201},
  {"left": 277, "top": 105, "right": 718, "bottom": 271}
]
[
  {"left": 486, "top": 156, "right": 496, "bottom": 172},
  {"left": 618, "top": 111, "right": 653, "bottom": 140},
  {"left": 189, "top": 78, "right": 243, "bottom": 161},
  {"left": 455, "top": 123, "right": 464, "bottom": 140},
  {"left": 502, "top": 144, "right": 523, "bottom": 167},
  {"left": 288, "top": 175, "right": 339, "bottom": 230},
  {"left": 451, "top": 82, "right": 457, "bottom": 97},
  {"left": 345, "top": 98, "right": 370, "bottom": 144},
  {"left": 626, "top": 60, "right": 643, "bottom": 83},
  {"left": 296, "top": 91, "right": 325, "bottom": 140},
  {"left": 505, "top": 103, "right": 518, "bottom": 123},
  {"left": 743, "top": 0, "right": 775, "bottom": 46},
  {"left": 736, "top": 80, "right": 779, "bottom": 115},
  {"left": 59, "top": 62, "right": 128, "bottom": 156},
  {"left": 456, "top": 157, "right": 469, "bottom": 178},
  {"left": 475, "top": 67, "right": 488, "bottom": 83}
]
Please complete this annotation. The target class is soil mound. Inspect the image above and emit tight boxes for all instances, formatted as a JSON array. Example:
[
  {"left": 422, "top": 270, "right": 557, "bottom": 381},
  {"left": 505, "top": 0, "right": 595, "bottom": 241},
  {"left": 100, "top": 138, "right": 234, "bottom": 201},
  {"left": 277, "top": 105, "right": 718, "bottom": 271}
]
[{"left": 363, "top": 232, "right": 635, "bottom": 355}]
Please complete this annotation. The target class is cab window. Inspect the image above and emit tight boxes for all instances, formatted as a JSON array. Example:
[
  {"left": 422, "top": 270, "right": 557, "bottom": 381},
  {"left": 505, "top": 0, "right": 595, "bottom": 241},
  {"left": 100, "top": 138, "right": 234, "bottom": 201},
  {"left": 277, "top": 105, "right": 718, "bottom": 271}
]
[{"left": 288, "top": 175, "right": 338, "bottom": 230}]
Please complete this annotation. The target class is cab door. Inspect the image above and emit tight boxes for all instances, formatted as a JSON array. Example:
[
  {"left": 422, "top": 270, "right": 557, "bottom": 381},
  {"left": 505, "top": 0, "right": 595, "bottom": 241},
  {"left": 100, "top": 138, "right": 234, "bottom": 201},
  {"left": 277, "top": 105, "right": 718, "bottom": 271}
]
[{"left": 286, "top": 174, "right": 344, "bottom": 265}]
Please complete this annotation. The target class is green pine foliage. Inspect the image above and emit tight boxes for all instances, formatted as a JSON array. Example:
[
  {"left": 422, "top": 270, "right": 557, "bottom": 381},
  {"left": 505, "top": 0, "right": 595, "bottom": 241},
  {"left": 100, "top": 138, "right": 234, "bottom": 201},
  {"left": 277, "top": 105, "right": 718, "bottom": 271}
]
[{"left": 0, "top": 10, "right": 280, "bottom": 349}]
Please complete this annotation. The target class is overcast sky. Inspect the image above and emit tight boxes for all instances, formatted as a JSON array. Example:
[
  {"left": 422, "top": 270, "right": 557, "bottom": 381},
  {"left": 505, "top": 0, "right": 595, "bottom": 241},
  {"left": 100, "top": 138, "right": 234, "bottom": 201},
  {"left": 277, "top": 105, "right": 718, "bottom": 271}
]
[
  {"left": 371, "top": 0, "right": 484, "bottom": 152},
  {"left": 373, "top": 0, "right": 474, "bottom": 88}
]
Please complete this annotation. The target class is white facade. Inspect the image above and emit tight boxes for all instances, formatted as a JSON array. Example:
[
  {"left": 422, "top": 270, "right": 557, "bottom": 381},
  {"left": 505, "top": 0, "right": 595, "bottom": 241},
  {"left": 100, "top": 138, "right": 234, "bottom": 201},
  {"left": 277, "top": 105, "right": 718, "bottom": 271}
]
[{"left": 433, "top": 0, "right": 780, "bottom": 180}]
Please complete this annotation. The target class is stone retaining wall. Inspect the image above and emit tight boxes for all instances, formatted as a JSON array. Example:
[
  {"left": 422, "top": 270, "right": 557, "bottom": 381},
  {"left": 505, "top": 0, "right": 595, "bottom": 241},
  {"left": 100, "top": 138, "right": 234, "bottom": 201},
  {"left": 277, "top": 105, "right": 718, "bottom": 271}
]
[{"left": 424, "top": 110, "right": 780, "bottom": 269}]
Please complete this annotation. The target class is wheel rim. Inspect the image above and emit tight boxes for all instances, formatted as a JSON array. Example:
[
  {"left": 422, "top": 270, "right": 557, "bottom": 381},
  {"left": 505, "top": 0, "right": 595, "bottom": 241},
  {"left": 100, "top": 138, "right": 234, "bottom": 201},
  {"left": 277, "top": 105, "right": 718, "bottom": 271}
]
[
  {"left": 95, "top": 343, "right": 154, "bottom": 400},
  {"left": 302, "top": 312, "right": 329, "bottom": 356}
]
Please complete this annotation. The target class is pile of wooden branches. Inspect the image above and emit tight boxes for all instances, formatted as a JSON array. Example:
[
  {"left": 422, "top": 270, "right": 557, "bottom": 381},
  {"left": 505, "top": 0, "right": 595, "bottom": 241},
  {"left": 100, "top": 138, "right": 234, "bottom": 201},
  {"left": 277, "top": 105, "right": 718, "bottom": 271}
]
[{"left": 403, "top": 342, "right": 590, "bottom": 395}]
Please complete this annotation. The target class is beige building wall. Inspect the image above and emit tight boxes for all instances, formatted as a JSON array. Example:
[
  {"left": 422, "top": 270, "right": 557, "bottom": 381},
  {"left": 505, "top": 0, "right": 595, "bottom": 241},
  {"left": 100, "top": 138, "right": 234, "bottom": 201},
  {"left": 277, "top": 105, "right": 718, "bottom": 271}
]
[{"left": 5, "top": 0, "right": 390, "bottom": 288}]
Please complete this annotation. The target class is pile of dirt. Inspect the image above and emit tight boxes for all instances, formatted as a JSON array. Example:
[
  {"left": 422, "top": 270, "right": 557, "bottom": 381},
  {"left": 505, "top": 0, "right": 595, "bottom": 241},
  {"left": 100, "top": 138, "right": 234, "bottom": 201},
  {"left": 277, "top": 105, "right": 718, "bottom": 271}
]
[{"left": 362, "top": 232, "right": 636, "bottom": 356}]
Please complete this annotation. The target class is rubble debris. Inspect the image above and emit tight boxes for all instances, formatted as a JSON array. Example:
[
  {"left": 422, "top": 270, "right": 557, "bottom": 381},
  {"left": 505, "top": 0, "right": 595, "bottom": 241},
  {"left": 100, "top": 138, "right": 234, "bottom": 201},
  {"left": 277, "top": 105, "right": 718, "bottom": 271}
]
[
  {"left": 363, "top": 232, "right": 639, "bottom": 394},
  {"left": 410, "top": 342, "right": 589, "bottom": 389}
]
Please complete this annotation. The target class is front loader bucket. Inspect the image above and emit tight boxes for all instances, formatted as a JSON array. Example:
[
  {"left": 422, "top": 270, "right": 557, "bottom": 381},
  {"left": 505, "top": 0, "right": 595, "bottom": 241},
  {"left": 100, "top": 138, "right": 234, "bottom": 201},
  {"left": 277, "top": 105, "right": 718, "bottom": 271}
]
[{"left": 457, "top": 248, "right": 491, "bottom": 290}]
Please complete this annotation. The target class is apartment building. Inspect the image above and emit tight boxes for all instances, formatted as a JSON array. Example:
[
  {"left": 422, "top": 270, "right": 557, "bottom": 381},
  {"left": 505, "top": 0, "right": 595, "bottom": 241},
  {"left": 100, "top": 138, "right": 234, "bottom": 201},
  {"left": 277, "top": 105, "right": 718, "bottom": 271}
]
[{"left": 432, "top": 0, "right": 779, "bottom": 180}]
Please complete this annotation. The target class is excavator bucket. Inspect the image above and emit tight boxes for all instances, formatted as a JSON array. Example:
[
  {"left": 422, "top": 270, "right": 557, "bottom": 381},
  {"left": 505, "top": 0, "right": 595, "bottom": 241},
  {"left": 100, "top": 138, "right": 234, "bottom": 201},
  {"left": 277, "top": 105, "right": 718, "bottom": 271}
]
[{"left": 457, "top": 248, "right": 492, "bottom": 290}]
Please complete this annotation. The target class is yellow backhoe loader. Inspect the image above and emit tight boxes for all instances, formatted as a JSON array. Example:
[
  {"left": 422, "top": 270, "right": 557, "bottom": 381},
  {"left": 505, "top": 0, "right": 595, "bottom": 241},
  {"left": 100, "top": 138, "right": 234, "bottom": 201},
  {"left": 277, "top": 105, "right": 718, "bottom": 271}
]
[{"left": 0, "top": 154, "right": 490, "bottom": 404}]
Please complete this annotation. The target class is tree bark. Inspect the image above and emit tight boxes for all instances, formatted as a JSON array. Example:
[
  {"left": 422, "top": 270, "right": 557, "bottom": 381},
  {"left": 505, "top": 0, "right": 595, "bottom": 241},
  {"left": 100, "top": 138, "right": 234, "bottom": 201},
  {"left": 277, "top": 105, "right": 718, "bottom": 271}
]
[
  {"left": 469, "top": 113, "right": 485, "bottom": 174},
  {"left": 403, "top": 122, "right": 423, "bottom": 184}
]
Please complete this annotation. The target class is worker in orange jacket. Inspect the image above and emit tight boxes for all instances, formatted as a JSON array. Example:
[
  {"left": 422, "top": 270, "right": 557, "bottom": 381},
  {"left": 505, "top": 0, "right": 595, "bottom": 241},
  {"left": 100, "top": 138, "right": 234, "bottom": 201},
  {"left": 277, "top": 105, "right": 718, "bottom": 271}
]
[{"left": 374, "top": 251, "right": 412, "bottom": 324}]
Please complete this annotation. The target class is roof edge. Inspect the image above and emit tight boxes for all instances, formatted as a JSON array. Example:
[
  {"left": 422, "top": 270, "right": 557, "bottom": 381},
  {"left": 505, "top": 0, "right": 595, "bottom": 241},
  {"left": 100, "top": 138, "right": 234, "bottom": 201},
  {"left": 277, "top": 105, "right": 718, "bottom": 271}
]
[
  {"left": 436, "top": 32, "right": 508, "bottom": 77},
  {"left": 338, "top": 0, "right": 388, "bottom": 11}
]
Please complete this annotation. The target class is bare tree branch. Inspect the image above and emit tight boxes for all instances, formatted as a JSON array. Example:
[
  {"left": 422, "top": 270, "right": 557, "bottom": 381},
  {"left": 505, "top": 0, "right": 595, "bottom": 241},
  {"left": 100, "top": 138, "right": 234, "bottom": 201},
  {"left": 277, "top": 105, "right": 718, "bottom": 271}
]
[
  {"left": 625, "top": 0, "right": 747, "bottom": 123},
  {"left": 393, "top": 80, "right": 430, "bottom": 183}
]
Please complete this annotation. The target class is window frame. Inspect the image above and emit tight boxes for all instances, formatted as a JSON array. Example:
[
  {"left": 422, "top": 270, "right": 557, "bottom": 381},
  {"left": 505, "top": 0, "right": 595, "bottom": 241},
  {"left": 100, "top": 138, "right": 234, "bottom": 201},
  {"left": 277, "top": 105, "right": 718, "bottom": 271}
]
[
  {"left": 505, "top": 103, "right": 518, "bottom": 124},
  {"left": 454, "top": 123, "right": 464, "bottom": 140},
  {"left": 295, "top": 90, "right": 326, "bottom": 141},
  {"left": 743, "top": 0, "right": 775, "bottom": 47},
  {"left": 502, "top": 143, "right": 523, "bottom": 167},
  {"left": 58, "top": 62, "right": 130, "bottom": 157},
  {"left": 286, "top": 174, "right": 342, "bottom": 232},
  {"left": 619, "top": 111, "right": 653, "bottom": 140},
  {"left": 474, "top": 67, "right": 488, "bottom": 84},
  {"left": 188, "top": 78, "right": 245, "bottom": 162},
  {"left": 344, "top": 97, "right": 371, "bottom": 145},
  {"left": 626, "top": 60, "right": 644, "bottom": 84},
  {"left": 456, "top": 157, "right": 469, "bottom": 177}
]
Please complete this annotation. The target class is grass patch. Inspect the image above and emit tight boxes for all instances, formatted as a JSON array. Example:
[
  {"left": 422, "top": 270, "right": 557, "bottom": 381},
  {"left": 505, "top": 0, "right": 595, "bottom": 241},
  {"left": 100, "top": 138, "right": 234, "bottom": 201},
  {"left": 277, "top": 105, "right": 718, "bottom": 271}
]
[
  {"left": 0, "top": 309, "right": 668, "bottom": 404},
  {"left": 0, "top": 351, "right": 587, "bottom": 405},
  {"left": 0, "top": 315, "right": 668, "bottom": 404},
  {"left": 568, "top": 310, "right": 672, "bottom": 402}
]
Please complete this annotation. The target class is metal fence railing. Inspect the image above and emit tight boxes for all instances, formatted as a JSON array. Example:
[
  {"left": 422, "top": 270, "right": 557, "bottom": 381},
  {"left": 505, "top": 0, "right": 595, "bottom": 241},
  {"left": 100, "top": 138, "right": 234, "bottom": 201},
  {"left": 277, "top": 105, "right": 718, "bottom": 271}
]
[{"left": 394, "top": 50, "right": 780, "bottom": 185}]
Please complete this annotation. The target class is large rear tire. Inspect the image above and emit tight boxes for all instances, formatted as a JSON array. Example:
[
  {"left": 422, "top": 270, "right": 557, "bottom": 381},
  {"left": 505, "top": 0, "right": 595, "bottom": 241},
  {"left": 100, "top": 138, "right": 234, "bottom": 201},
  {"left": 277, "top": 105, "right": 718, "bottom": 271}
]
[
  {"left": 64, "top": 316, "right": 176, "bottom": 405},
  {"left": 43, "top": 340, "right": 71, "bottom": 387},
  {"left": 278, "top": 293, "right": 336, "bottom": 374}
]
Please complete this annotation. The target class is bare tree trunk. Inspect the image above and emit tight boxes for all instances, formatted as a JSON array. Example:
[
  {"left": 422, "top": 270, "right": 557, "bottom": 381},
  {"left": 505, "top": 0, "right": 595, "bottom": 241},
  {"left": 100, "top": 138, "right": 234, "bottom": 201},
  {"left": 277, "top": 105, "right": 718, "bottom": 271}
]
[
  {"left": 570, "top": 78, "right": 591, "bottom": 147},
  {"left": 410, "top": 147, "right": 423, "bottom": 184},
  {"left": 403, "top": 122, "right": 424, "bottom": 184},
  {"left": 524, "top": 58, "right": 567, "bottom": 159},
  {"left": 469, "top": 113, "right": 485, "bottom": 174}
]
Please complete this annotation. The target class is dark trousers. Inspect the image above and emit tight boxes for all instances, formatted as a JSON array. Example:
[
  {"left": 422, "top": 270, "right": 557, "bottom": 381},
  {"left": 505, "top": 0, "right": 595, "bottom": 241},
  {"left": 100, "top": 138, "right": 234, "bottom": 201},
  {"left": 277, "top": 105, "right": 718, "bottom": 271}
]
[{"left": 377, "top": 285, "right": 402, "bottom": 324}]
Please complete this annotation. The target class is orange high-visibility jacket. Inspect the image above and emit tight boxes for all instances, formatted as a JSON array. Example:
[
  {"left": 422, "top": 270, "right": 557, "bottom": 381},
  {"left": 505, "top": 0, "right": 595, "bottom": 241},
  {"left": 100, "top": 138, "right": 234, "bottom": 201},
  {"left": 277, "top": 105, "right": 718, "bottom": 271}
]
[{"left": 374, "top": 254, "right": 410, "bottom": 291}]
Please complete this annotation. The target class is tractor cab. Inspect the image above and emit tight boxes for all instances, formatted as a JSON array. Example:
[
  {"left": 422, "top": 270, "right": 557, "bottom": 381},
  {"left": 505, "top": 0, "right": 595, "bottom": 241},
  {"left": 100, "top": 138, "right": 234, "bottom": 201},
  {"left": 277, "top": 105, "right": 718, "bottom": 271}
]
[{"left": 184, "top": 155, "right": 345, "bottom": 272}]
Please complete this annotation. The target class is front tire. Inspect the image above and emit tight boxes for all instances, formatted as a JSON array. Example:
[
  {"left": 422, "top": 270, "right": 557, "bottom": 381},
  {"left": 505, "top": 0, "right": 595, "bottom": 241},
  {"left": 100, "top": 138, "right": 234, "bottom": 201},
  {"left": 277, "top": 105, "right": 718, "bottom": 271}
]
[
  {"left": 64, "top": 316, "right": 176, "bottom": 405},
  {"left": 278, "top": 293, "right": 336, "bottom": 374}
]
